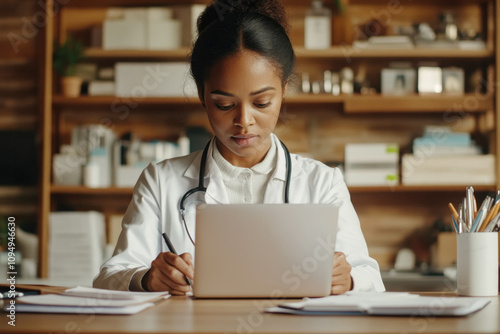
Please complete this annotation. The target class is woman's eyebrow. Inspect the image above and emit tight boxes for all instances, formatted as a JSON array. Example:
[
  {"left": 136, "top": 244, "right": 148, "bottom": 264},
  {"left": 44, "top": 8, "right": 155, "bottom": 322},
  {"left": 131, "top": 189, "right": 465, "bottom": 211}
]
[
  {"left": 210, "top": 89, "right": 233, "bottom": 96},
  {"left": 251, "top": 87, "right": 275, "bottom": 96},
  {"left": 210, "top": 87, "right": 276, "bottom": 97}
]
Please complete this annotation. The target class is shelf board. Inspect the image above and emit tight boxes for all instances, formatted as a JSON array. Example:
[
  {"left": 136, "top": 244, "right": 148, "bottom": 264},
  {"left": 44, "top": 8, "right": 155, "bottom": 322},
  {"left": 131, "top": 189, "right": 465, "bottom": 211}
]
[
  {"left": 51, "top": 185, "right": 133, "bottom": 195},
  {"left": 82, "top": 47, "right": 494, "bottom": 60},
  {"left": 52, "top": 95, "right": 200, "bottom": 106},
  {"left": 294, "top": 47, "right": 494, "bottom": 59},
  {"left": 0, "top": 186, "right": 37, "bottom": 197},
  {"left": 344, "top": 94, "right": 494, "bottom": 113},
  {"left": 286, "top": 94, "right": 344, "bottom": 104},
  {"left": 349, "top": 185, "right": 497, "bottom": 193},
  {"left": 84, "top": 47, "right": 191, "bottom": 59},
  {"left": 53, "top": 94, "right": 494, "bottom": 113}
]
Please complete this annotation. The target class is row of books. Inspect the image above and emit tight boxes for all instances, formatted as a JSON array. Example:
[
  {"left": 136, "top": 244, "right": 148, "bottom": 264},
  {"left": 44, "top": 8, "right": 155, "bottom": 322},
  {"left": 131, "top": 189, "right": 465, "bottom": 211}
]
[{"left": 344, "top": 127, "right": 495, "bottom": 187}]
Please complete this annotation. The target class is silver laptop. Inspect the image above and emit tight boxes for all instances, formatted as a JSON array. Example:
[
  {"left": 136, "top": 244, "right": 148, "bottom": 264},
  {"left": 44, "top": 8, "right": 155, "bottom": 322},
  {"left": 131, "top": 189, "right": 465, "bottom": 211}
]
[{"left": 193, "top": 204, "right": 339, "bottom": 298}]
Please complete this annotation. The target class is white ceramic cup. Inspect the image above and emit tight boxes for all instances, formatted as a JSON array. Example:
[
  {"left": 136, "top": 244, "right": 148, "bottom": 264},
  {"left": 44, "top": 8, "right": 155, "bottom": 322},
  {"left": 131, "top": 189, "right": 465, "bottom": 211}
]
[{"left": 457, "top": 232, "right": 498, "bottom": 296}]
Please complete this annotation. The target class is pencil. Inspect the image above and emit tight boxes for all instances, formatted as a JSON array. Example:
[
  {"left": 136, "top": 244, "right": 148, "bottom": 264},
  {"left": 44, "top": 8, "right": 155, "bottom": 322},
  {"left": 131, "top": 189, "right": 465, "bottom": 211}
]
[
  {"left": 479, "top": 200, "right": 500, "bottom": 232},
  {"left": 448, "top": 203, "right": 459, "bottom": 222},
  {"left": 473, "top": 196, "right": 477, "bottom": 218}
]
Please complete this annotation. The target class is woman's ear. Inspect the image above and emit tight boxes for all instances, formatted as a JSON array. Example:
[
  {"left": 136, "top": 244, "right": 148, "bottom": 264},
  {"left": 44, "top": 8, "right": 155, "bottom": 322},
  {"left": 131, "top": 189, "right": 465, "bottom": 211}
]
[{"left": 283, "top": 82, "right": 288, "bottom": 97}]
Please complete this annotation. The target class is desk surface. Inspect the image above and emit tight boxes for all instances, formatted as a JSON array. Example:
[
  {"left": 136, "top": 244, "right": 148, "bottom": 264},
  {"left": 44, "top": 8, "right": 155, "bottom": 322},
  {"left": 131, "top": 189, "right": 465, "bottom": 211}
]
[{"left": 2, "top": 292, "right": 500, "bottom": 334}]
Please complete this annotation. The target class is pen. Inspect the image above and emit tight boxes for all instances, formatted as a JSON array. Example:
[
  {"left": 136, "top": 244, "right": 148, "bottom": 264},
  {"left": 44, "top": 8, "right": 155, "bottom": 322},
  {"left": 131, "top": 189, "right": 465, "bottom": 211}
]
[
  {"left": 162, "top": 232, "right": 193, "bottom": 286},
  {"left": 466, "top": 186, "right": 474, "bottom": 230},
  {"left": 471, "top": 196, "right": 492, "bottom": 232}
]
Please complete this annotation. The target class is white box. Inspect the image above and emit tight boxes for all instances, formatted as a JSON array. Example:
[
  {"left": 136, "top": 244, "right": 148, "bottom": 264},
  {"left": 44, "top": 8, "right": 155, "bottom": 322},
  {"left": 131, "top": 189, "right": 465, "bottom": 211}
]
[
  {"left": 173, "top": 4, "right": 206, "bottom": 46},
  {"left": 88, "top": 81, "right": 115, "bottom": 96},
  {"left": 345, "top": 143, "right": 399, "bottom": 164},
  {"left": 115, "top": 62, "right": 197, "bottom": 97},
  {"left": 52, "top": 154, "right": 84, "bottom": 186},
  {"left": 49, "top": 211, "right": 106, "bottom": 284},
  {"left": 345, "top": 143, "right": 399, "bottom": 186},
  {"left": 148, "top": 20, "right": 182, "bottom": 50},
  {"left": 123, "top": 8, "right": 148, "bottom": 21},
  {"left": 345, "top": 169, "right": 399, "bottom": 186},
  {"left": 103, "top": 20, "right": 147, "bottom": 50},
  {"left": 146, "top": 7, "right": 173, "bottom": 21},
  {"left": 418, "top": 67, "right": 442, "bottom": 93}
]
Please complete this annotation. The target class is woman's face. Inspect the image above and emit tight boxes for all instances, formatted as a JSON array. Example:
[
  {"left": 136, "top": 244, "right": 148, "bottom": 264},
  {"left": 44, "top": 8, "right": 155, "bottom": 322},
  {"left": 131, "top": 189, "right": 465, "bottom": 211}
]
[{"left": 201, "top": 49, "right": 285, "bottom": 168}]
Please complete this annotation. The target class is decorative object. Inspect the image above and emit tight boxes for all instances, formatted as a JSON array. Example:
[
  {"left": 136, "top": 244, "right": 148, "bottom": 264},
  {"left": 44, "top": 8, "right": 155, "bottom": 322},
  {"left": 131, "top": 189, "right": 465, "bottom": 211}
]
[{"left": 53, "top": 35, "right": 84, "bottom": 97}]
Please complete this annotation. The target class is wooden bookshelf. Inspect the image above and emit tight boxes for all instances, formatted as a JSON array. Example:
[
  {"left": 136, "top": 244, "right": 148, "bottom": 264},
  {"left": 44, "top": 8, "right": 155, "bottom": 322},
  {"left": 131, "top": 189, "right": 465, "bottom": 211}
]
[{"left": 38, "top": 0, "right": 500, "bottom": 276}]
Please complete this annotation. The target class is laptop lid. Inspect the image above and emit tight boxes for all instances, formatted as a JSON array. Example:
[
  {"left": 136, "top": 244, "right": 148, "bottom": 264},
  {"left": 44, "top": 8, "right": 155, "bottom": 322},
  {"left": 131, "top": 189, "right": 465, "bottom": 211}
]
[{"left": 193, "top": 204, "right": 339, "bottom": 298}]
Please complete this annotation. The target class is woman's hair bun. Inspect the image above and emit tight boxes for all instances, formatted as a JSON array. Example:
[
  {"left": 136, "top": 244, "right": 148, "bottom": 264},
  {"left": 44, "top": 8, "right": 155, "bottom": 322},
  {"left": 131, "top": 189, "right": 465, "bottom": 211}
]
[{"left": 197, "top": 0, "right": 290, "bottom": 35}]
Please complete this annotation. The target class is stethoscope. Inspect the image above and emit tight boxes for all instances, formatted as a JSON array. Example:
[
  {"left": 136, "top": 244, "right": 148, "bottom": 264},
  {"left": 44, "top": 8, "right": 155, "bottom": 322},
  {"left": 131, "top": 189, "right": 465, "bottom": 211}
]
[{"left": 179, "top": 138, "right": 292, "bottom": 245}]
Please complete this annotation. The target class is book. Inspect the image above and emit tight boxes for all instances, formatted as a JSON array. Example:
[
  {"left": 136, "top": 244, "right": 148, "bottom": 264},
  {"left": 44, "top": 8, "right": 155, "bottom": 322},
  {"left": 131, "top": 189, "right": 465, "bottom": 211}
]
[
  {"left": 402, "top": 154, "right": 496, "bottom": 185},
  {"left": 7, "top": 286, "right": 170, "bottom": 315},
  {"left": 266, "top": 292, "right": 491, "bottom": 317}
]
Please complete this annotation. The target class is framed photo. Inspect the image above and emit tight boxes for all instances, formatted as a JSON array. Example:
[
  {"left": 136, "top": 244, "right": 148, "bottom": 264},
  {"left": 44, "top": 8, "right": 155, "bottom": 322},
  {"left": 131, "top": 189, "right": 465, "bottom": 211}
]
[
  {"left": 442, "top": 67, "right": 465, "bottom": 94},
  {"left": 381, "top": 68, "right": 416, "bottom": 95}
]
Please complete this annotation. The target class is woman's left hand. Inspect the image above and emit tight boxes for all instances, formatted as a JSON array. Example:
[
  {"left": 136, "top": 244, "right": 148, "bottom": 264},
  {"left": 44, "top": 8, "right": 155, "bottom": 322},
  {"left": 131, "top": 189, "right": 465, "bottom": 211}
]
[{"left": 331, "top": 252, "right": 352, "bottom": 295}]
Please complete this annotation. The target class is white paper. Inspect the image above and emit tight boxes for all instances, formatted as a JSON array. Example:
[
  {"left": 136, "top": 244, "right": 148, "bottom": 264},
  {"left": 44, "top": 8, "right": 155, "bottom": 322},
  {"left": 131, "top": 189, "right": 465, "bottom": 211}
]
[
  {"left": 268, "top": 292, "right": 491, "bottom": 317},
  {"left": 62, "top": 286, "right": 169, "bottom": 302}
]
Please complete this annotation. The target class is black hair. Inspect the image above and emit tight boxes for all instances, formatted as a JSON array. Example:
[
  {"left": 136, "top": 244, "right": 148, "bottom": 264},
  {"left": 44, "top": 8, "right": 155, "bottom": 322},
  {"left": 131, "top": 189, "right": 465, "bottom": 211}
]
[{"left": 190, "top": 0, "right": 295, "bottom": 99}]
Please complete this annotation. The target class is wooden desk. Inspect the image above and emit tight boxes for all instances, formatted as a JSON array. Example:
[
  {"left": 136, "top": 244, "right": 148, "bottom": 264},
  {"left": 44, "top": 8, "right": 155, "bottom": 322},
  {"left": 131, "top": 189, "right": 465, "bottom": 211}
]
[{"left": 2, "top": 292, "right": 500, "bottom": 334}]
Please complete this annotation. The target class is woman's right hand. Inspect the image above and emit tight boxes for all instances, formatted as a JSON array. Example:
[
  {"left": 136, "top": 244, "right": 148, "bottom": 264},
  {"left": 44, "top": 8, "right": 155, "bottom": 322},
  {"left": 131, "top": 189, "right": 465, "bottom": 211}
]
[{"left": 143, "top": 252, "right": 194, "bottom": 295}]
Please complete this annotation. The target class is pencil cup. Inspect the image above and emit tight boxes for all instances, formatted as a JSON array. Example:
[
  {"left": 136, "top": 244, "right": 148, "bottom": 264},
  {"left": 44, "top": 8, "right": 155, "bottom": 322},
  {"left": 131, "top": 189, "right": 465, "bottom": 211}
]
[{"left": 457, "top": 232, "right": 498, "bottom": 296}]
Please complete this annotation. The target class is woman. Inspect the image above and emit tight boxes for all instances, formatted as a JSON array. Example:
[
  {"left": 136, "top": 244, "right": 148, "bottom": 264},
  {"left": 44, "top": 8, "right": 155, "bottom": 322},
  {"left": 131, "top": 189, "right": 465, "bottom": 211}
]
[{"left": 93, "top": 0, "right": 385, "bottom": 295}]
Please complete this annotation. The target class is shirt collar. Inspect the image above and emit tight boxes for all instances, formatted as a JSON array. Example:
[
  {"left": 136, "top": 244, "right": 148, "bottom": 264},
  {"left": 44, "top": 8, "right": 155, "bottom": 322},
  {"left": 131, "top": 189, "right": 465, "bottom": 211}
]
[
  {"left": 212, "top": 137, "right": 277, "bottom": 178},
  {"left": 183, "top": 133, "right": 297, "bottom": 182}
]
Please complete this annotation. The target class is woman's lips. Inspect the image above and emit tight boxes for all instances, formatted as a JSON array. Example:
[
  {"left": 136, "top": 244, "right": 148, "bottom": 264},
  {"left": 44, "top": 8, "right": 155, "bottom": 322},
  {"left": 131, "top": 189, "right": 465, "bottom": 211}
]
[{"left": 232, "top": 135, "right": 257, "bottom": 147}]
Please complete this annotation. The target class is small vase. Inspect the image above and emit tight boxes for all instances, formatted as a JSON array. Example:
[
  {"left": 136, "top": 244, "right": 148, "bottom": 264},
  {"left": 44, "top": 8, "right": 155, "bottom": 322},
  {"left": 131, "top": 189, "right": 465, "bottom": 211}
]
[{"left": 60, "top": 76, "right": 83, "bottom": 97}]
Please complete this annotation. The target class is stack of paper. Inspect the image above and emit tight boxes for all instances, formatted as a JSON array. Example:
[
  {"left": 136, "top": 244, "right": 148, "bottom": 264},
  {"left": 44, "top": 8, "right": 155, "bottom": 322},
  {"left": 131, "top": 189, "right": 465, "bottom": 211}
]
[
  {"left": 266, "top": 292, "right": 491, "bottom": 316},
  {"left": 402, "top": 128, "right": 495, "bottom": 185},
  {"left": 353, "top": 36, "right": 414, "bottom": 50},
  {"left": 412, "top": 130, "right": 481, "bottom": 157},
  {"left": 10, "top": 286, "right": 170, "bottom": 315},
  {"left": 402, "top": 154, "right": 495, "bottom": 185}
]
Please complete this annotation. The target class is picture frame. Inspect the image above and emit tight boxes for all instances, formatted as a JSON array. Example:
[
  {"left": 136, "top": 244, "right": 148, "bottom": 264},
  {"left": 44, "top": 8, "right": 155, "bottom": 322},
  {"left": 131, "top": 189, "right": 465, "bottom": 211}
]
[
  {"left": 381, "top": 68, "right": 416, "bottom": 95},
  {"left": 442, "top": 67, "right": 465, "bottom": 94}
]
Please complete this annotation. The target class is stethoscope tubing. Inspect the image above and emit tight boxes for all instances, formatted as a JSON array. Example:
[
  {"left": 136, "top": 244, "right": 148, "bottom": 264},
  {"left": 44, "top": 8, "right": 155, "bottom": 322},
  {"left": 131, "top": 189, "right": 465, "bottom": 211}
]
[{"left": 179, "top": 138, "right": 292, "bottom": 246}]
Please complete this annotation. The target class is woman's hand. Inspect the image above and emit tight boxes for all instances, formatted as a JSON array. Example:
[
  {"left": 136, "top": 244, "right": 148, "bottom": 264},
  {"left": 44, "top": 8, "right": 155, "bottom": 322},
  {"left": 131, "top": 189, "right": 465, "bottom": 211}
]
[
  {"left": 143, "top": 252, "right": 194, "bottom": 295},
  {"left": 331, "top": 252, "right": 353, "bottom": 295}
]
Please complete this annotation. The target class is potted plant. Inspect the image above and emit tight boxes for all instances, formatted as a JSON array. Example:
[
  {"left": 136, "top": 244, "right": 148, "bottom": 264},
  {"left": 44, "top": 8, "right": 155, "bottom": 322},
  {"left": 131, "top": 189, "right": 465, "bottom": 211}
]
[{"left": 53, "top": 35, "right": 84, "bottom": 97}]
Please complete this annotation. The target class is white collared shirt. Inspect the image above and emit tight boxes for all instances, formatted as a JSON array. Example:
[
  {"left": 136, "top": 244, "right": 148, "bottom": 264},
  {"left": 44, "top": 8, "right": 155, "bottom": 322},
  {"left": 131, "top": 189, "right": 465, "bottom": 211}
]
[{"left": 94, "top": 134, "right": 385, "bottom": 293}]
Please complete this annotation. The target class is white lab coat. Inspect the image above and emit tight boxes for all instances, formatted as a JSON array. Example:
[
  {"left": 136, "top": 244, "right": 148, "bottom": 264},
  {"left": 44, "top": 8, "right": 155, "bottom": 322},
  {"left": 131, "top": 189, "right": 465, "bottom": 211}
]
[{"left": 93, "top": 134, "right": 385, "bottom": 292}]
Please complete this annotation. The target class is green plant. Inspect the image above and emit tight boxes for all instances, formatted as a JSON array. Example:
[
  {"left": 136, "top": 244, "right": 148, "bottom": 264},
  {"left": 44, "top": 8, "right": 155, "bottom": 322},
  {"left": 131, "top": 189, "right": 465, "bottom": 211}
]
[{"left": 53, "top": 35, "right": 84, "bottom": 77}]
